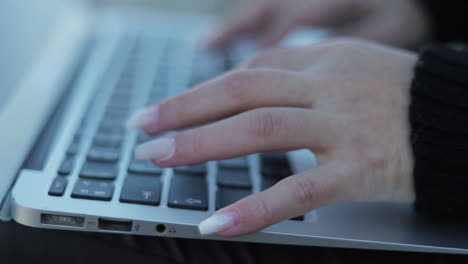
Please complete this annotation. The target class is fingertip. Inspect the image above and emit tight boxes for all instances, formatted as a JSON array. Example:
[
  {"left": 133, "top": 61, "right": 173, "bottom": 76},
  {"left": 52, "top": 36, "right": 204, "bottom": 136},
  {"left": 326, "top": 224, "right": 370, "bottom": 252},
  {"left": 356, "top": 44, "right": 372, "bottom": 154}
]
[
  {"left": 125, "top": 105, "right": 160, "bottom": 133},
  {"left": 198, "top": 211, "right": 240, "bottom": 236},
  {"left": 134, "top": 137, "right": 175, "bottom": 162},
  {"left": 257, "top": 20, "right": 294, "bottom": 48},
  {"left": 125, "top": 108, "right": 146, "bottom": 130}
]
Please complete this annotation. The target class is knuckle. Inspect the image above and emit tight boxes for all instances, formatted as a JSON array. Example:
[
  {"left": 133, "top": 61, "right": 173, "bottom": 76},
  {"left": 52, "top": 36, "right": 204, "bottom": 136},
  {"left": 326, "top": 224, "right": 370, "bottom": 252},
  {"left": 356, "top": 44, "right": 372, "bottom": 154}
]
[
  {"left": 287, "top": 176, "right": 317, "bottom": 207},
  {"left": 248, "top": 109, "right": 282, "bottom": 140},
  {"left": 243, "top": 47, "right": 285, "bottom": 68},
  {"left": 222, "top": 70, "right": 257, "bottom": 103},
  {"left": 223, "top": 71, "right": 251, "bottom": 102},
  {"left": 250, "top": 196, "right": 275, "bottom": 222},
  {"left": 319, "top": 38, "right": 365, "bottom": 54},
  {"left": 243, "top": 53, "right": 271, "bottom": 68},
  {"left": 187, "top": 130, "right": 205, "bottom": 154},
  {"left": 163, "top": 96, "right": 188, "bottom": 126}
]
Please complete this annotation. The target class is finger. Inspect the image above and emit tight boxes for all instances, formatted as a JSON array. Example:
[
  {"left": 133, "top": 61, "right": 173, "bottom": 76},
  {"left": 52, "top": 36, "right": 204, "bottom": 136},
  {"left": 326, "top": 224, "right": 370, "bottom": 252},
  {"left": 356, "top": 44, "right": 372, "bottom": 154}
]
[
  {"left": 127, "top": 69, "right": 315, "bottom": 135},
  {"left": 133, "top": 107, "right": 337, "bottom": 167},
  {"left": 332, "top": 17, "right": 421, "bottom": 49},
  {"left": 239, "top": 43, "right": 329, "bottom": 70},
  {"left": 206, "top": 1, "right": 272, "bottom": 50},
  {"left": 257, "top": 15, "right": 298, "bottom": 47},
  {"left": 198, "top": 165, "right": 345, "bottom": 237}
]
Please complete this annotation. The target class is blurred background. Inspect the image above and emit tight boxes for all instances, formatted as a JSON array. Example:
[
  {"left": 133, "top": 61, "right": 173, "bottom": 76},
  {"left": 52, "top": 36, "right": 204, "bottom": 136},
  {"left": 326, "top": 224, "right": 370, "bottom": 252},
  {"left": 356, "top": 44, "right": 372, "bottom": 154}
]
[{"left": 92, "top": 0, "right": 229, "bottom": 13}]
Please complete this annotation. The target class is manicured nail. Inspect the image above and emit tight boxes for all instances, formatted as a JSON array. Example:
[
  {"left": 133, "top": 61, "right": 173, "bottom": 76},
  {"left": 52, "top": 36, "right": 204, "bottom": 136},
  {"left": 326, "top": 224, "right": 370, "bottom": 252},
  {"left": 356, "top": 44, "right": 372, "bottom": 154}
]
[
  {"left": 126, "top": 105, "right": 160, "bottom": 131},
  {"left": 198, "top": 211, "right": 240, "bottom": 236},
  {"left": 134, "top": 137, "right": 175, "bottom": 162}
]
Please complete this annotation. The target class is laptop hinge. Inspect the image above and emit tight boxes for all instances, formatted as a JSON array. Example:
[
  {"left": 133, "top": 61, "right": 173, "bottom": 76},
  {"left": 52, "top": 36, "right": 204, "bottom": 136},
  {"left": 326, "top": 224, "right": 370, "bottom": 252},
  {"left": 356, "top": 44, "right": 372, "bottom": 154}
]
[{"left": 0, "top": 192, "right": 13, "bottom": 221}]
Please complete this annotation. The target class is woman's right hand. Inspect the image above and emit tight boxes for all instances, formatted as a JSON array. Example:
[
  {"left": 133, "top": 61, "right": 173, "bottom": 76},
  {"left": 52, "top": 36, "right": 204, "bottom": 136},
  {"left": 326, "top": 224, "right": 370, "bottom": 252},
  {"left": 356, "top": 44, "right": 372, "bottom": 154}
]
[{"left": 207, "top": 0, "right": 431, "bottom": 50}]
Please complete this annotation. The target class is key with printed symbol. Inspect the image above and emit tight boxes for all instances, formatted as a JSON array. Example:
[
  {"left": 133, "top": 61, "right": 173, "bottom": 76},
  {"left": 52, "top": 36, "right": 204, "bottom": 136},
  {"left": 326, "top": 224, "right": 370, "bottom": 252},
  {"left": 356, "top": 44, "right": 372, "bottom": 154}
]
[
  {"left": 120, "top": 174, "right": 162, "bottom": 206},
  {"left": 168, "top": 174, "right": 208, "bottom": 211},
  {"left": 71, "top": 179, "right": 114, "bottom": 201}
]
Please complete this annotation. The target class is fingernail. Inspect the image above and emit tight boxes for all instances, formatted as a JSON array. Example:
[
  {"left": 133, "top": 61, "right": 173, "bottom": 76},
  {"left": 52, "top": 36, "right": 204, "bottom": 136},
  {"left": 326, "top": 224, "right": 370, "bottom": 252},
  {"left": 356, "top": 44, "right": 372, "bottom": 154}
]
[
  {"left": 134, "top": 137, "right": 175, "bottom": 162},
  {"left": 126, "top": 105, "right": 160, "bottom": 131},
  {"left": 198, "top": 211, "right": 240, "bottom": 236}
]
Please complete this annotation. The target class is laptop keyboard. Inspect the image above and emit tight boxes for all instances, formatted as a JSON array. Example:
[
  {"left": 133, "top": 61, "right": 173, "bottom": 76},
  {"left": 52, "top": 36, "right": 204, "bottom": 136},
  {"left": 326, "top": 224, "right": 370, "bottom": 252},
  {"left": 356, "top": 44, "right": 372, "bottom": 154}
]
[{"left": 48, "top": 31, "right": 302, "bottom": 220}]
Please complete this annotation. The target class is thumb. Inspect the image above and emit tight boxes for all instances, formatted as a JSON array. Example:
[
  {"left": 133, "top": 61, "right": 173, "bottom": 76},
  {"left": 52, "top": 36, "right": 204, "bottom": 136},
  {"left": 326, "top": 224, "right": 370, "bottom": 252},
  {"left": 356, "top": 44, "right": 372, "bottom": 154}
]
[{"left": 198, "top": 165, "right": 343, "bottom": 237}]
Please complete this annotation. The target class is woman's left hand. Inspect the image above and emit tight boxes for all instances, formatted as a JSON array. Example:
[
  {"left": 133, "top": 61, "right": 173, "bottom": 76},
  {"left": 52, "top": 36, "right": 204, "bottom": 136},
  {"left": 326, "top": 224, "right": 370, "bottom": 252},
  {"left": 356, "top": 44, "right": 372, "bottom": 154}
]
[{"left": 127, "top": 39, "right": 417, "bottom": 237}]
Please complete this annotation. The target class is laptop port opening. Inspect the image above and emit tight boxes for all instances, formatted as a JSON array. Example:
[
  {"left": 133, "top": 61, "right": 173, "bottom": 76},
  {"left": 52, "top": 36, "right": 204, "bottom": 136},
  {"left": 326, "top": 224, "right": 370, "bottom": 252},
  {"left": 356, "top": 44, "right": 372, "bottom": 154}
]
[
  {"left": 98, "top": 218, "right": 132, "bottom": 232},
  {"left": 41, "top": 214, "right": 85, "bottom": 227},
  {"left": 155, "top": 224, "right": 166, "bottom": 234}
]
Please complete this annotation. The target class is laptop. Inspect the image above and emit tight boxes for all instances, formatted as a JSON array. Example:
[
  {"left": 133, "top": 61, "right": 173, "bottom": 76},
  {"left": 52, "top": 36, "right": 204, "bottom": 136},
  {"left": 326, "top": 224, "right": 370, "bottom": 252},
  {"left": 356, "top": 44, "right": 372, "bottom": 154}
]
[{"left": 1, "top": 0, "right": 468, "bottom": 255}]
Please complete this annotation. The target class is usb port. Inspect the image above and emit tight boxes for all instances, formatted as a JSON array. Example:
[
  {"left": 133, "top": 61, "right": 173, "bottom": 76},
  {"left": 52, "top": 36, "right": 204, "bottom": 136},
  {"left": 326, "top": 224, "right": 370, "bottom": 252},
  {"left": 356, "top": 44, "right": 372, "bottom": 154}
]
[{"left": 98, "top": 218, "right": 132, "bottom": 232}]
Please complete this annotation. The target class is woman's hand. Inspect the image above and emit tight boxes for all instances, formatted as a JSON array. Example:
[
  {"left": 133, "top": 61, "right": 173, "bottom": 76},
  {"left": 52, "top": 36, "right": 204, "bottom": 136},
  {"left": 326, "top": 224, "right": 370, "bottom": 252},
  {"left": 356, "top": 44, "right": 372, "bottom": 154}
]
[
  {"left": 207, "top": 0, "right": 430, "bottom": 49},
  {"left": 127, "top": 39, "right": 417, "bottom": 237}
]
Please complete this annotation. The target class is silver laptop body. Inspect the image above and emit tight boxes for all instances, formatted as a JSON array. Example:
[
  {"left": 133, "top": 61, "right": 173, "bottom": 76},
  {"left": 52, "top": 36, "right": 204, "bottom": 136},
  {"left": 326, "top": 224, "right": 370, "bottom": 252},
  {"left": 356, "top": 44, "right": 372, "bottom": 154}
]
[{"left": 1, "top": 0, "right": 468, "bottom": 255}]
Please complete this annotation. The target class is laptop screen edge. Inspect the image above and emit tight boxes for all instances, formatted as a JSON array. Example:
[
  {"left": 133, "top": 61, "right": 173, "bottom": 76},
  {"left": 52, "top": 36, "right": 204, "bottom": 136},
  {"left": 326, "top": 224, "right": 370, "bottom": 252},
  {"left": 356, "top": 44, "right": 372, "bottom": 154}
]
[{"left": 0, "top": 4, "right": 91, "bottom": 209}]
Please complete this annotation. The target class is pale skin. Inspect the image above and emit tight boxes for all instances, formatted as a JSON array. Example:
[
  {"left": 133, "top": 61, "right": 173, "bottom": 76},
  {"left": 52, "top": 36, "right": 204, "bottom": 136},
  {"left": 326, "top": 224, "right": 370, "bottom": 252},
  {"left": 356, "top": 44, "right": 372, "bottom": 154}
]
[
  {"left": 206, "top": 0, "right": 431, "bottom": 49},
  {"left": 126, "top": 0, "right": 432, "bottom": 237},
  {"left": 128, "top": 39, "right": 418, "bottom": 237}
]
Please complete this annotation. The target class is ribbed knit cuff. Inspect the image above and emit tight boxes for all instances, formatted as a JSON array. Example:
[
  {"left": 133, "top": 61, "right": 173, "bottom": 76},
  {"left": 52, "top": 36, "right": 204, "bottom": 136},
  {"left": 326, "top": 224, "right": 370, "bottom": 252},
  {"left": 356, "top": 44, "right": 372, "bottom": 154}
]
[
  {"left": 410, "top": 45, "right": 468, "bottom": 218},
  {"left": 417, "top": 0, "right": 468, "bottom": 43}
]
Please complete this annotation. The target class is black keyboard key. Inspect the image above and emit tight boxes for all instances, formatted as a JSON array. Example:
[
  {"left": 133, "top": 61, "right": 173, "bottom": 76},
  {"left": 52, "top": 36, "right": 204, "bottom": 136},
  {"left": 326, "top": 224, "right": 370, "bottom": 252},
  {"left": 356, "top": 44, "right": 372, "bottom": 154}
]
[
  {"left": 98, "top": 124, "right": 124, "bottom": 135},
  {"left": 102, "top": 111, "right": 127, "bottom": 123},
  {"left": 67, "top": 142, "right": 80, "bottom": 156},
  {"left": 174, "top": 164, "right": 207, "bottom": 175},
  {"left": 58, "top": 158, "right": 74, "bottom": 175},
  {"left": 168, "top": 174, "right": 208, "bottom": 211},
  {"left": 216, "top": 188, "right": 251, "bottom": 210},
  {"left": 87, "top": 146, "right": 120, "bottom": 162},
  {"left": 217, "top": 168, "right": 252, "bottom": 189},
  {"left": 291, "top": 216, "right": 304, "bottom": 221},
  {"left": 261, "top": 177, "right": 278, "bottom": 191},
  {"left": 93, "top": 133, "right": 122, "bottom": 148},
  {"left": 100, "top": 120, "right": 125, "bottom": 129},
  {"left": 80, "top": 161, "right": 117, "bottom": 180},
  {"left": 260, "top": 153, "right": 292, "bottom": 179},
  {"left": 218, "top": 157, "right": 248, "bottom": 169},
  {"left": 120, "top": 174, "right": 162, "bottom": 206},
  {"left": 71, "top": 179, "right": 114, "bottom": 201},
  {"left": 48, "top": 177, "right": 68, "bottom": 196},
  {"left": 128, "top": 160, "right": 163, "bottom": 175}
]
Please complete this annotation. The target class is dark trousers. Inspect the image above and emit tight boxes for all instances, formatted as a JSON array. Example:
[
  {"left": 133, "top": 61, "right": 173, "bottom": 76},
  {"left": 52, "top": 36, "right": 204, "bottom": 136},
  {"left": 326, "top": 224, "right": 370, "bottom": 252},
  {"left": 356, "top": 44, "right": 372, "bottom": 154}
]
[{"left": 0, "top": 221, "right": 466, "bottom": 264}]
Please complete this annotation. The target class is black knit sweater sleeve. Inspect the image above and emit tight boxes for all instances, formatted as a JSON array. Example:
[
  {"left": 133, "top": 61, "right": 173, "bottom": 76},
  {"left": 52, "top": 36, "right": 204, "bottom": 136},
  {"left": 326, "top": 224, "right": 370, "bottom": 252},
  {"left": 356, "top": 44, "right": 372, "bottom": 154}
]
[
  {"left": 418, "top": 0, "right": 468, "bottom": 43},
  {"left": 410, "top": 45, "right": 468, "bottom": 218}
]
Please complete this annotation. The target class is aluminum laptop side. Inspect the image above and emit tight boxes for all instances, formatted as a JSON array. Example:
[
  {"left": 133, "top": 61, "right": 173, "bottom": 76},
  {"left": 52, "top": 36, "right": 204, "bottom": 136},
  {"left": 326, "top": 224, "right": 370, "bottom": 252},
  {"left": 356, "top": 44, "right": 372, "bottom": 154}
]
[{"left": 4, "top": 5, "right": 468, "bottom": 255}]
